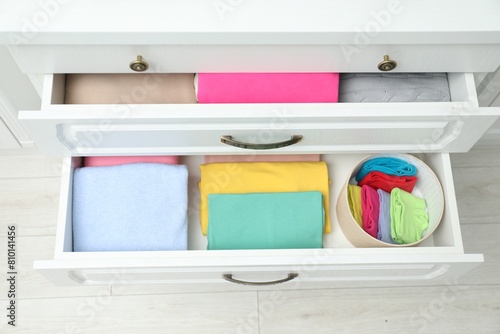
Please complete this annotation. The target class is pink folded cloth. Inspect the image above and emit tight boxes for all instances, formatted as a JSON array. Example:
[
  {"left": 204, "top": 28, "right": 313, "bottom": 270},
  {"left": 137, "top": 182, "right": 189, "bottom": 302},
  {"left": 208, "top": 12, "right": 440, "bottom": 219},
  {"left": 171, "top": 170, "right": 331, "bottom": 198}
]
[
  {"left": 196, "top": 73, "right": 339, "bottom": 103},
  {"left": 361, "top": 185, "right": 379, "bottom": 238},
  {"left": 204, "top": 154, "right": 321, "bottom": 164},
  {"left": 83, "top": 156, "right": 179, "bottom": 167}
]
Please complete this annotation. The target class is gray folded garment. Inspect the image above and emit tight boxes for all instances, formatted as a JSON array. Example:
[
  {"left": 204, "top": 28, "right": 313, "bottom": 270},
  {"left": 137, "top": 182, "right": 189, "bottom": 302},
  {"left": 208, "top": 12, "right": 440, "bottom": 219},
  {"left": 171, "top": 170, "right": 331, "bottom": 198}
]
[{"left": 339, "top": 73, "right": 451, "bottom": 103}]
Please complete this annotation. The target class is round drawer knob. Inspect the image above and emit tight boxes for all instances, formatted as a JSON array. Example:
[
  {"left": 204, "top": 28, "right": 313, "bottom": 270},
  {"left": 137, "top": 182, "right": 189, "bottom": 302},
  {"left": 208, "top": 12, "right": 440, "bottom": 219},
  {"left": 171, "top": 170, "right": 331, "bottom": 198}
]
[
  {"left": 129, "top": 55, "right": 149, "bottom": 72},
  {"left": 377, "top": 55, "right": 397, "bottom": 71}
]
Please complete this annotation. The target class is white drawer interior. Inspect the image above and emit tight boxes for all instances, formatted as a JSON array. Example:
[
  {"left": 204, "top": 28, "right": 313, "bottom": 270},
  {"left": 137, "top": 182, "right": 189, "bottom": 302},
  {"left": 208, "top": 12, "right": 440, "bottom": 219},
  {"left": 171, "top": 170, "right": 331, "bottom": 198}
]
[
  {"left": 54, "top": 153, "right": 465, "bottom": 260},
  {"left": 45, "top": 72, "right": 474, "bottom": 105}
]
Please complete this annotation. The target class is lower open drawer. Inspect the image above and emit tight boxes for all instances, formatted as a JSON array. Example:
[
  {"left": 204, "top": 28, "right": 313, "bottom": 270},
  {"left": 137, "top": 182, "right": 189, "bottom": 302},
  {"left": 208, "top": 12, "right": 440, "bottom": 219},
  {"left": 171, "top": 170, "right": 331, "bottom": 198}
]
[{"left": 34, "top": 153, "right": 483, "bottom": 290}]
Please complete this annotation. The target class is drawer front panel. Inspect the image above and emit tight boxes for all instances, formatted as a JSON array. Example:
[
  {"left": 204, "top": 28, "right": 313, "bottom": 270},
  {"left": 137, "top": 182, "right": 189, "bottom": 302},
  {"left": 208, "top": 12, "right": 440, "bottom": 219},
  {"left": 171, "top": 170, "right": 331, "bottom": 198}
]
[
  {"left": 34, "top": 255, "right": 483, "bottom": 288},
  {"left": 19, "top": 108, "right": 500, "bottom": 155},
  {"left": 10, "top": 44, "right": 500, "bottom": 74}
]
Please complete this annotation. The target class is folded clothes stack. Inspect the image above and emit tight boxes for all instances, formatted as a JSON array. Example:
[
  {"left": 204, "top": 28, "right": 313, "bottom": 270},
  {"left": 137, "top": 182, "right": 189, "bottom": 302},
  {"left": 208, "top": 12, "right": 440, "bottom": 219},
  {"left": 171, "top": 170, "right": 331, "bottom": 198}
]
[
  {"left": 195, "top": 73, "right": 340, "bottom": 103},
  {"left": 338, "top": 73, "right": 451, "bottom": 103},
  {"left": 66, "top": 77, "right": 187, "bottom": 248},
  {"left": 348, "top": 157, "right": 429, "bottom": 245},
  {"left": 83, "top": 156, "right": 179, "bottom": 167},
  {"left": 72, "top": 157, "right": 188, "bottom": 252},
  {"left": 65, "top": 74, "right": 198, "bottom": 104},
  {"left": 199, "top": 161, "right": 330, "bottom": 250},
  {"left": 203, "top": 154, "right": 321, "bottom": 164},
  {"left": 65, "top": 72, "right": 450, "bottom": 105},
  {"left": 208, "top": 192, "right": 324, "bottom": 250}
]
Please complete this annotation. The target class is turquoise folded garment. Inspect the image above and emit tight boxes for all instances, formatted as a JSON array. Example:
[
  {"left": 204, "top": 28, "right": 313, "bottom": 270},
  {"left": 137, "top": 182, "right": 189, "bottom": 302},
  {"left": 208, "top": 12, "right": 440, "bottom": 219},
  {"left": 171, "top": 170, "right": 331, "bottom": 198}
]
[
  {"left": 207, "top": 191, "right": 324, "bottom": 250},
  {"left": 355, "top": 157, "right": 417, "bottom": 182}
]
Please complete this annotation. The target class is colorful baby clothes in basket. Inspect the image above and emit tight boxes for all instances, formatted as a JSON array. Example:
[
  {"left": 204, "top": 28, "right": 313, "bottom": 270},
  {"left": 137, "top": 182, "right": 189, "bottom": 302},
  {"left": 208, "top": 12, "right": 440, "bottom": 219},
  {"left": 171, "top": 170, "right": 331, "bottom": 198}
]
[
  {"left": 355, "top": 157, "right": 417, "bottom": 182},
  {"left": 376, "top": 189, "right": 394, "bottom": 244},
  {"left": 199, "top": 162, "right": 331, "bottom": 235},
  {"left": 358, "top": 171, "right": 417, "bottom": 193},
  {"left": 361, "top": 185, "right": 379, "bottom": 238},
  {"left": 207, "top": 191, "right": 324, "bottom": 250},
  {"left": 72, "top": 163, "right": 188, "bottom": 252},
  {"left": 390, "top": 188, "right": 429, "bottom": 244},
  {"left": 347, "top": 185, "right": 363, "bottom": 227}
]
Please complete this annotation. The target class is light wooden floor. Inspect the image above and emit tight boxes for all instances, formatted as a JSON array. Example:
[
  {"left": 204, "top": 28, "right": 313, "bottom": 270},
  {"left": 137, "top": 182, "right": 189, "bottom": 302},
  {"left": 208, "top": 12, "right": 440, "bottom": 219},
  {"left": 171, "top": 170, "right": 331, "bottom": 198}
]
[{"left": 1, "top": 149, "right": 500, "bottom": 334}]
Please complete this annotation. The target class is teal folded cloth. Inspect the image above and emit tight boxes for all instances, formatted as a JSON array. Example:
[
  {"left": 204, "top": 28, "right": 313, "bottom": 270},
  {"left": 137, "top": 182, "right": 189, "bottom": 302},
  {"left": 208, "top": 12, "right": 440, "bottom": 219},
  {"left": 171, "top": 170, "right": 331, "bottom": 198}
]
[{"left": 207, "top": 191, "right": 324, "bottom": 250}]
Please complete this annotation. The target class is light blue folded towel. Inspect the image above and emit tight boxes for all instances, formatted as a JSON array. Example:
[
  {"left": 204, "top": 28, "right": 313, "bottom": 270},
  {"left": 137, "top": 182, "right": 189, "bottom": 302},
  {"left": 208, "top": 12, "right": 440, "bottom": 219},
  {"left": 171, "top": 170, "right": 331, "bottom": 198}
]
[
  {"left": 355, "top": 157, "right": 417, "bottom": 182},
  {"left": 208, "top": 191, "right": 324, "bottom": 250},
  {"left": 72, "top": 163, "right": 188, "bottom": 252},
  {"left": 377, "top": 189, "right": 394, "bottom": 244}
]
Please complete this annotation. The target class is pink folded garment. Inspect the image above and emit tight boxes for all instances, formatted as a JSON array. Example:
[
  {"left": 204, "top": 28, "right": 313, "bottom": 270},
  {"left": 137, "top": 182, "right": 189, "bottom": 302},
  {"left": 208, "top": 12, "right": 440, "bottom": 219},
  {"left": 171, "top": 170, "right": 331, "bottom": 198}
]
[
  {"left": 84, "top": 156, "right": 179, "bottom": 167},
  {"left": 204, "top": 154, "right": 321, "bottom": 164},
  {"left": 196, "top": 73, "right": 339, "bottom": 103},
  {"left": 361, "top": 185, "right": 379, "bottom": 238}
]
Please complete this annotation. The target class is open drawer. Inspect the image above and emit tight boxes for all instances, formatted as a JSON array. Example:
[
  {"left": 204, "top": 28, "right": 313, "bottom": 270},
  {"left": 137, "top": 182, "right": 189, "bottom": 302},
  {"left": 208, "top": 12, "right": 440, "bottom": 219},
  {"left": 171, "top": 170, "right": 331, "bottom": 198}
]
[
  {"left": 23, "top": 71, "right": 498, "bottom": 290},
  {"left": 34, "top": 153, "right": 483, "bottom": 290},
  {"left": 19, "top": 73, "right": 500, "bottom": 156}
]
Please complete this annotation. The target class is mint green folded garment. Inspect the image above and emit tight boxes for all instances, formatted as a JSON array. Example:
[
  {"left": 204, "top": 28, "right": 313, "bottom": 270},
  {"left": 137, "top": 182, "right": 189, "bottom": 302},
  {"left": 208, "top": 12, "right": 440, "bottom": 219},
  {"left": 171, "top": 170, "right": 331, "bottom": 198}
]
[
  {"left": 390, "top": 188, "right": 429, "bottom": 244},
  {"left": 207, "top": 191, "right": 324, "bottom": 250}
]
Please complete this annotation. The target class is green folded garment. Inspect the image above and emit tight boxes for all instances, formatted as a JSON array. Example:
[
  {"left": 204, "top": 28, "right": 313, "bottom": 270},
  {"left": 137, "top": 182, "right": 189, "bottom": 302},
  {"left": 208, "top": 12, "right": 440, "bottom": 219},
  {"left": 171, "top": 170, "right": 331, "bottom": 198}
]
[
  {"left": 390, "top": 188, "right": 429, "bottom": 244},
  {"left": 207, "top": 191, "right": 324, "bottom": 250}
]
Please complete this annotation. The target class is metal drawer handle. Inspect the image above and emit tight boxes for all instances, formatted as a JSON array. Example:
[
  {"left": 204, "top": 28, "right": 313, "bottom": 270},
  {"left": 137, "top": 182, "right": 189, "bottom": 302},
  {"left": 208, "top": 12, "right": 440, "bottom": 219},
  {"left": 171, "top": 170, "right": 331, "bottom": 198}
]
[
  {"left": 222, "top": 273, "right": 298, "bottom": 286},
  {"left": 220, "top": 135, "right": 303, "bottom": 150}
]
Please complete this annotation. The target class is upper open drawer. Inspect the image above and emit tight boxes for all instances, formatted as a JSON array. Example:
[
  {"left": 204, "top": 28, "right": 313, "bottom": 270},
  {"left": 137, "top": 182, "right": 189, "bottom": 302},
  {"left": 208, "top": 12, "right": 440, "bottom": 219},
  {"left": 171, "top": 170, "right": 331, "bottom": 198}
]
[{"left": 19, "top": 73, "right": 500, "bottom": 156}]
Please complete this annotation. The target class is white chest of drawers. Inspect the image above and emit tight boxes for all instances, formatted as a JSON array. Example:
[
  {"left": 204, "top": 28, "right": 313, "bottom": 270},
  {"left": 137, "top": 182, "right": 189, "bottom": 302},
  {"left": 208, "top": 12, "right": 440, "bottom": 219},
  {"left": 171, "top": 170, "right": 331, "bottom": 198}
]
[{"left": 2, "top": 0, "right": 500, "bottom": 291}]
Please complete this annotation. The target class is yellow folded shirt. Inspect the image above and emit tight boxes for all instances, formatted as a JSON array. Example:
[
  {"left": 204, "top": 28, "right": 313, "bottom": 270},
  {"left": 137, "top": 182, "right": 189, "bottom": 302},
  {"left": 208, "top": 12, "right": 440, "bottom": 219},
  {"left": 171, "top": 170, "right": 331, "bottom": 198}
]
[
  {"left": 347, "top": 184, "right": 363, "bottom": 227},
  {"left": 199, "top": 161, "right": 331, "bottom": 235}
]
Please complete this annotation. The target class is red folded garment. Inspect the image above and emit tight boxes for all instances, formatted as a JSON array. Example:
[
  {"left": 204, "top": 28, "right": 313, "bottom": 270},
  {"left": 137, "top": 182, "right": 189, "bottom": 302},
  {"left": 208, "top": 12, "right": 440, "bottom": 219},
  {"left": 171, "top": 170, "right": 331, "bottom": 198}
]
[
  {"left": 361, "top": 185, "right": 379, "bottom": 238},
  {"left": 358, "top": 171, "right": 417, "bottom": 193}
]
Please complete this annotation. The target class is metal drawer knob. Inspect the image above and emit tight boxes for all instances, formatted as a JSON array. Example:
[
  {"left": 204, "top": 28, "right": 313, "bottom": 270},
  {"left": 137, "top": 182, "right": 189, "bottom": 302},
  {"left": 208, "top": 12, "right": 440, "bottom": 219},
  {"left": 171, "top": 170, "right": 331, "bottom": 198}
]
[
  {"left": 129, "top": 55, "right": 149, "bottom": 72},
  {"left": 377, "top": 55, "right": 397, "bottom": 71}
]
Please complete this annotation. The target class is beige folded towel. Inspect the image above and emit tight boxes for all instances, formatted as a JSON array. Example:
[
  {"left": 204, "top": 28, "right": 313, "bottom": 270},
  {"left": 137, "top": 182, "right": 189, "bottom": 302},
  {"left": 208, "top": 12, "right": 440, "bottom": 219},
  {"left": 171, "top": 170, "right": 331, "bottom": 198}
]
[{"left": 64, "top": 74, "right": 197, "bottom": 104}]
